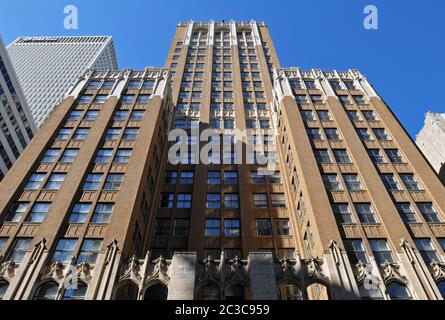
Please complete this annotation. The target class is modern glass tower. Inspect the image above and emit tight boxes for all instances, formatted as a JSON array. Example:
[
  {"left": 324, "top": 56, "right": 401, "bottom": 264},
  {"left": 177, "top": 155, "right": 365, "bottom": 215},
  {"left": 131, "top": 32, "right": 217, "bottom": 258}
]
[
  {"left": 7, "top": 36, "right": 118, "bottom": 127},
  {"left": 0, "top": 21, "right": 444, "bottom": 301},
  {"left": 0, "top": 36, "right": 36, "bottom": 181}
]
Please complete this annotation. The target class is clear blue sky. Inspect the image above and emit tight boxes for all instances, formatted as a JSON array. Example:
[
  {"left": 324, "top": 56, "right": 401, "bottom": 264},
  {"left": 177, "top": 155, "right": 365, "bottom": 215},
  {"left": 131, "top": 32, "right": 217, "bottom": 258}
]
[{"left": 0, "top": 0, "right": 444, "bottom": 138}]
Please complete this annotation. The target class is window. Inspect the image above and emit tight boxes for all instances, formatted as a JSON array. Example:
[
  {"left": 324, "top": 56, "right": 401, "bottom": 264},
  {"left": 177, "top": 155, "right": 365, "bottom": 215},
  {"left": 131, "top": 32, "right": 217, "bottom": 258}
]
[
  {"left": 208, "top": 171, "right": 221, "bottom": 185},
  {"left": 41, "top": 149, "right": 60, "bottom": 163},
  {"left": 362, "top": 111, "right": 378, "bottom": 121},
  {"left": 368, "top": 149, "right": 385, "bottom": 164},
  {"left": 276, "top": 219, "right": 291, "bottom": 236},
  {"left": 33, "top": 282, "right": 59, "bottom": 300},
  {"left": 253, "top": 193, "right": 268, "bottom": 208},
  {"left": 69, "top": 203, "right": 91, "bottom": 223},
  {"left": 164, "top": 171, "right": 177, "bottom": 184},
  {"left": 60, "top": 149, "right": 79, "bottom": 163},
  {"left": 104, "top": 173, "right": 125, "bottom": 192},
  {"left": 256, "top": 219, "right": 272, "bottom": 236},
  {"left": 343, "top": 174, "right": 363, "bottom": 191},
  {"left": 78, "top": 95, "right": 93, "bottom": 104},
  {"left": 173, "top": 220, "right": 189, "bottom": 237},
  {"left": 304, "top": 80, "right": 317, "bottom": 89},
  {"left": 56, "top": 128, "right": 72, "bottom": 140},
  {"left": 322, "top": 174, "right": 342, "bottom": 191},
  {"left": 301, "top": 111, "right": 315, "bottom": 121},
  {"left": 7, "top": 238, "right": 32, "bottom": 263},
  {"left": 359, "top": 283, "right": 384, "bottom": 300},
  {"left": 353, "top": 96, "right": 367, "bottom": 105},
  {"left": 271, "top": 193, "right": 286, "bottom": 208},
  {"left": 179, "top": 171, "right": 194, "bottom": 184},
  {"left": 105, "top": 128, "right": 121, "bottom": 140},
  {"left": 52, "top": 239, "right": 77, "bottom": 263},
  {"left": 324, "top": 128, "right": 341, "bottom": 140},
  {"left": 311, "top": 95, "right": 323, "bottom": 104},
  {"left": 259, "top": 120, "right": 270, "bottom": 129},
  {"left": 417, "top": 203, "right": 441, "bottom": 223},
  {"left": 73, "top": 128, "right": 89, "bottom": 140},
  {"left": 137, "top": 95, "right": 150, "bottom": 103},
  {"left": 333, "top": 149, "right": 351, "bottom": 164},
  {"left": 83, "top": 174, "right": 103, "bottom": 191},
  {"left": 295, "top": 95, "right": 308, "bottom": 104},
  {"left": 206, "top": 194, "right": 221, "bottom": 209},
  {"left": 93, "top": 95, "right": 107, "bottom": 104},
  {"left": 159, "top": 194, "right": 174, "bottom": 208},
  {"left": 121, "top": 95, "right": 135, "bottom": 104},
  {"left": 329, "top": 80, "right": 342, "bottom": 90},
  {"left": 400, "top": 174, "right": 422, "bottom": 191},
  {"left": 127, "top": 81, "right": 141, "bottom": 89},
  {"left": 222, "top": 171, "right": 237, "bottom": 185},
  {"left": 387, "top": 283, "right": 412, "bottom": 300},
  {"left": 95, "top": 149, "right": 113, "bottom": 164},
  {"left": 205, "top": 219, "right": 220, "bottom": 237},
  {"left": 332, "top": 204, "right": 354, "bottom": 224},
  {"left": 24, "top": 173, "right": 46, "bottom": 190},
  {"left": 355, "top": 203, "right": 378, "bottom": 224},
  {"left": 307, "top": 128, "right": 323, "bottom": 140},
  {"left": 314, "top": 149, "right": 332, "bottom": 164},
  {"left": 130, "top": 111, "right": 145, "bottom": 121},
  {"left": 84, "top": 110, "right": 99, "bottom": 121},
  {"left": 44, "top": 174, "right": 65, "bottom": 190},
  {"left": 373, "top": 129, "right": 391, "bottom": 141},
  {"left": 344, "top": 240, "right": 369, "bottom": 264},
  {"left": 356, "top": 128, "right": 373, "bottom": 141},
  {"left": 380, "top": 174, "right": 400, "bottom": 191},
  {"left": 385, "top": 149, "right": 404, "bottom": 164},
  {"left": 395, "top": 203, "right": 419, "bottom": 224},
  {"left": 88, "top": 81, "right": 101, "bottom": 89},
  {"left": 142, "top": 80, "right": 155, "bottom": 88},
  {"left": 26, "top": 202, "right": 51, "bottom": 223},
  {"left": 369, "top": 239, "right": 394, "bottom": 264},
  {"left": 415, "top": 239, "right": 441, "bottom": 264},
  {"left": 224, "top": 219, "right": 240, "bottom": 237},
  {"left": 5, "top": 202, "right": 29, "bottom": 222},
  {"left": 347, "top": 110, "right": 361, "bottom": 121},
  {"left": 114, "top": 149, "right": 132, "bottom": 164},
  {"left": 439, "top": 282, "right": 445, "bottom": 299},
  {"left": 67, "top": 110, "right": 82, "bottom": 121},
  {"left": 77, "top": 239, "right": 102, "bottom": 264},
  {"left": 290, "top": 80, "right": 302, "bottom": 89},
  {"left": 251, "top": 172, "right": 266, "bottom": 184},
  {"left": 343, "top": 81, "right": 356, "bottom": 90},
  {"left": 338, "top": 95, "right": 351, "bottom": 104},
  {"left": 317, "top": 111, "right": 331, "bottom": 121},
  {"left": 224, "top": 194, "right": 239, "bottom": 209},
  {"left": 91, "top": 203, "right": 114, "bottom": 223},
  {"left": 177, "top": 194, "right": 192, "bottom": 208},
  {"left": 123, "top": 128, "right": 139, "bottom": 140},
  {"left": 102, "top": 81, "right": 115, "bottom": 89},
  {"left": 155, "top": 219, "right": 170, "bottom": 236},
  {"left": 114, "top": 110, "right": 129, "bottom": 121},
  {"left": 0, "top": 281, "right": 8, "bottom": 300}
]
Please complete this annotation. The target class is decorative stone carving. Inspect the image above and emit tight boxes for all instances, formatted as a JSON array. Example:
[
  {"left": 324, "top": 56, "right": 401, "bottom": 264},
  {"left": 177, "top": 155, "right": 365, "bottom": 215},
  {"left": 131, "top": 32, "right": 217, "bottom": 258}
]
[
  {"left": 304, "top": 257, "right": 330, "bottom": 286},
  {"left": 119, "top": 255, "right": 142, "bottom": 283},
  {"left": 198, "top": 256, "right": 220, "bottom": 283},
  {"left": 277, "top": 257, "right": 301, "bottom": 285},
  {"left": 145, "top": 256, "right": 170, "bottom": 285},
  {"left": 41, "top": 261, "right": 65, "bottom": 282},
  {"left": 430, "top": 261, "right": 445, "bottom": 282},
  {"left": 382, "top": 261, "right": 408, "bottom": 284},
  {"left": 0, "top": 260, "right": 16, "bottom": 281},
  {"left": 225, "top": 256, "right": 249, "bottom": 285},
  {"left": 75, "top": 262, "right": 93, "bottom": 284}
]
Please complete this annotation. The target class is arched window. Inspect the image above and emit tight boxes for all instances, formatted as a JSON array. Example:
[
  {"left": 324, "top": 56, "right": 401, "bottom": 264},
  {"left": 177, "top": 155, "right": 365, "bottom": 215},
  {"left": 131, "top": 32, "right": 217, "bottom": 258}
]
[
  {"left": 437, "top": 281, "right": 445, "bottom": 299},
  {"left": 387, "top": 283, "right": 412, "bottom": 300},
  {"left": 358, "top": 283, "right": 384, "bottom": 300},
  {"left": 224, "top": 284, "right": 245, "bottom": 300},
  {"left": 0, "top": 282, "right": 9, "bottom": 300},
  {"left": 144, "top": 283, "right": 168, "bottom": 300},
  {"left": 63, "top": 282, "right": 87, "bottom": 300},
  {"left": 279, "top": 284, "right": 303, "bottom": 300},
  {"left": 201, "top": 283, "right": 220, "bottom": 300},
  {"left": 34, "top": 282, "right": 59, "bottom": 300}
]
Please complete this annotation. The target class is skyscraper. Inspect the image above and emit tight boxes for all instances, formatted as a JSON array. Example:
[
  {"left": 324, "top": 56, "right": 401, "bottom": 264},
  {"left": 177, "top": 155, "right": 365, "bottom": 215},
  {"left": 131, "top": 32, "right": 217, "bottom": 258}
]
[
  {"left": 0, "top": 21, "right": 444, "bottom": 301},
  {"left": 0, "top": 36, "right": 36, "bottom": 181},
  {"left": 7, "top": 36, "right": 118, "bottom": 127},
  {"left": 416, "top": 112, "right": 445, "bottom": 184}
]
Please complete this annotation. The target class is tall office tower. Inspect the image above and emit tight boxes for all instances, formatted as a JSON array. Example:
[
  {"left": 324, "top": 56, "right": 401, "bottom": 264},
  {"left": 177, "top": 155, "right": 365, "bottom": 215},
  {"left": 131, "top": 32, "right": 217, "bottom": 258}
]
[
  {"left": 1, "top": 21, "right": 445, "bottom": 301},
  {"left": 0, "top": 36, "right": 36, "bottom": 181},
  {"left": 416, "top": 112, "right": 445, "bottom": 184},
  {"left": 7, "top": 36, "right": 118, "bottom": 127}
]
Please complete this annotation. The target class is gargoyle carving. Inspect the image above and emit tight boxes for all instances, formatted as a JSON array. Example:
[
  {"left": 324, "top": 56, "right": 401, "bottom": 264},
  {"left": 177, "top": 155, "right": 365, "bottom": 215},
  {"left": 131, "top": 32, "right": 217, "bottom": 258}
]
[
  {"left": 119, "top": 255, "right": 142, "bottom": 283},
  {"left": 304, "top": 257, "right": 330, "bottom": 286},
  {"left": 199, "top": 256, "right": 220, "bottom": 283},
  {"left": 382, "top": 261, "right": 407, "bottom": 284},
  {"left": 145, "top": 256, "right": 170, "bottom": 285}
]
